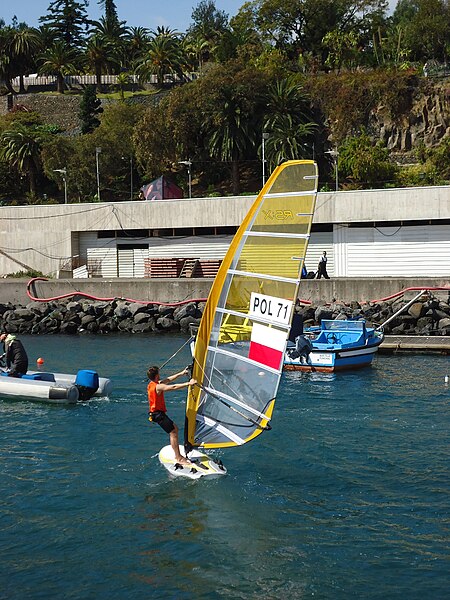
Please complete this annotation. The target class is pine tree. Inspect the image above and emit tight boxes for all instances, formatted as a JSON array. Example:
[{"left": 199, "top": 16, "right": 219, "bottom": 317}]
[
  {"left": 39, "top": 0, "right": 90, "bottom": 48},
  {"left": 79, "top": 85, "right": 103, "bottom": 134},
  {"left": 98, "top": 0, "right": 119, "bottom": 28}
]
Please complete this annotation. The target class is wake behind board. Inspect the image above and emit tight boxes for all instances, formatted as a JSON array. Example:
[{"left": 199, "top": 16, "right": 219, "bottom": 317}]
[{"left": 158, "top": 445, "right": 227, "bottom": 480}]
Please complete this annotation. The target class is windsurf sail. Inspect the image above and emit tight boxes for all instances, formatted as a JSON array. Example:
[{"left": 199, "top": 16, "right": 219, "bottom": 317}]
[{"left": 185, "top": 160, "right": 318, "bottom": 450}]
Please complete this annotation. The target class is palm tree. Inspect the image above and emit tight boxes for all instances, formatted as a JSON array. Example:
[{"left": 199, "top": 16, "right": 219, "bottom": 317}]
[
  {"left": 262, "top": 78, "right": 317, "bottom": 168},
  {"left": 84, "top": 34, "right": 113, "bottom": 92},
  {"left": 39, "top": 40, "right": 81, "bottom": 93},
  {"left": 0, "top": 125, "right": 44, "bottom": 196},
  {"left": 11, "top": 27, "right": 42, "bottom": 93},
  {"left": 115, "top": 71, "right": 130, "bottom": 100},
  {"left": 0, "top": 27, "right": 16, "bottom": 94},
  {"left": 135, "top": 27, "right": 185, "bottom": 86},
  {"left": 206, "top": 86, "right": 255, "bottom": 195},
  {"left": 126, "top": 26, "right": 149, "bottom": 62},
  {"left": 90, "top": 16, "right": 128, "bottom": 72},
  {"left": 184, "top": 33, "right": 210, "bottom": 72}
]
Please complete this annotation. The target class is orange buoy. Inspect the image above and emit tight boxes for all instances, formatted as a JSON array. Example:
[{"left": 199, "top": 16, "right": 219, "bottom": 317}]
[{"left": 37, "top": 357, "right": 44, "bottom": 365}]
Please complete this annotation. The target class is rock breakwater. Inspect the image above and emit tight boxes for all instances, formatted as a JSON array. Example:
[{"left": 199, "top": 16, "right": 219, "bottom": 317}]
[{"left": 0, "top": 295, "right": 449, "bottom": 336}]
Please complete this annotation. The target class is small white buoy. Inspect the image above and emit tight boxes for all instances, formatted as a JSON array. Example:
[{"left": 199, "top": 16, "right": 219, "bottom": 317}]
[{"left": 445, "top": 375, "right": 449, "bottom": 385}]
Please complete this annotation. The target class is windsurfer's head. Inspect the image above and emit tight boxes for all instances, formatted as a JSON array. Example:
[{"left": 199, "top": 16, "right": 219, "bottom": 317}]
[{"left": 147, "top": 366, "right": 160, "bottom": 381}]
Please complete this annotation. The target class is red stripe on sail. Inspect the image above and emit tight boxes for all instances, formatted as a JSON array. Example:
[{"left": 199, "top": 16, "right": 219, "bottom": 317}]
[{"left": 249, "top": 341, "right": 283, "bottom": 370}]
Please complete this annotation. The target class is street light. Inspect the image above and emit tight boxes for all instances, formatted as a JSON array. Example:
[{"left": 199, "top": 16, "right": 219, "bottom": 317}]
[
  {"left": 53, "top": 168, "right": 67, "bottom": 204},
  {"left": 325, "top": 149, "right": 339, "bottom": 191},
  {"left": 130, "top": 155, "right": 133, "bottom": 200},
  {"left": 178, "top": 159, "right": 192, "bottom": 199},
  {"left": 95, "top": 147, "right": 102, "bottom": 201},
  {"left": 262, "top": 131, "right": 270, "bottom": 187}
]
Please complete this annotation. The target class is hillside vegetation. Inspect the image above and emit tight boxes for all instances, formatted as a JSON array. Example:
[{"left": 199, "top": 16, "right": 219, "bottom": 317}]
[{"left": 1, "top": 0, "right": 450, "bottom": 202}]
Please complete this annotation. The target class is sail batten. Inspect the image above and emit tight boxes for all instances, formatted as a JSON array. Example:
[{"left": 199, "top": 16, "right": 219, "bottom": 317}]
[
  {"left": 215, "top": 307, "right": 291, "bottom": 330},
  {"left": 245, "top": 231, "right": 310, "bottom": 239},
  {"left": 227, "top": 269, "right": 299, "bottom": 284},
  {"left": 185, "top": 160, "right": 318, "bottom": 450},
  {"left": 262, "top": 189, "right": 317, "bottom": 198}
]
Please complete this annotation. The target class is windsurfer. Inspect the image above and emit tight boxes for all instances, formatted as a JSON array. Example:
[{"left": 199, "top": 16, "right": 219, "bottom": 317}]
[{"left": 147, "top": 365, "right": 196, "bottom": 465}]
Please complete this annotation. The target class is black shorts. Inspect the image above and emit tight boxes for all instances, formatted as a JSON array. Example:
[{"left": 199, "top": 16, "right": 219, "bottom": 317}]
[{"left": 150, "top": 411, "right": 175, "bottom": 434}]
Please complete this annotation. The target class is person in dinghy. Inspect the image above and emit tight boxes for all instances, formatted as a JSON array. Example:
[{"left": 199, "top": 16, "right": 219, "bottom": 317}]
[
  {"left": 0, "top": 333, "right": 28, "bottom": 377},
  {"left": 147, "top": 366, "right": 196, "bottom": 466}
]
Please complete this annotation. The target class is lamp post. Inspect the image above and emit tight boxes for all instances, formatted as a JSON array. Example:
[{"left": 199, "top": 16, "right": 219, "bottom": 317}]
[
  {"left": 178, "top": 159, "right": 192, "bottom": 199},
  {"left": 95, "top": 147, "right": 102, "bottom": 201},
  {"left": 325, "top": 149, "right": 339, "bottom": 191},
  {"left": 262, "top": 131, "right": 269, "bottom": 187},
  {"left": 53, "top": 168, "right": 67, "bottom": 204},
  {"left": 130, "top": 155, "right": 133, "bottom": 200}
]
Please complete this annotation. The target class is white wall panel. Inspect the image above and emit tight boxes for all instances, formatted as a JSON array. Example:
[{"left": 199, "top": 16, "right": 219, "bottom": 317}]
[
  {"left": 83, "top": 225, "right": 450, "bottom": 278},
  {"left": 79, "top": 232, "right": 115, "bottom": 261},
  {"left": 87, "top": 247, "right": 117, "bottom": 278},
  {"left": 147, "top": 236, "right": 233, "bottom": 258},
  {"left": 305, "top": 232, "right": 334, "bottom": 276},
  {"left": 345, "top": 225, "right": 450, "bottom": 276},
  {"left": 118, "top": 249, "right": 134, "bottom": 278}
]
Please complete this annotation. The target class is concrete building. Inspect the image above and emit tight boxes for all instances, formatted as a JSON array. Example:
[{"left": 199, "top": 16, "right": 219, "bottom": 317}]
[{"left": 0, "top": 185, "right": 449, "bottom": 279}]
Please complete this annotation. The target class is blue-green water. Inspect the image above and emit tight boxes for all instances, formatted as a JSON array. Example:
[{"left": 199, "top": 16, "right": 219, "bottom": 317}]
[{"left": 1, "top": 334, "right": 449, "bottom": 599}]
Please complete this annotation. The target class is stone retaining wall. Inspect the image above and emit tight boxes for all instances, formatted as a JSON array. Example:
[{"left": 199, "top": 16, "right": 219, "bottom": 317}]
[{"left": 1, "top": 294, "right": 449, "bottom": 337}]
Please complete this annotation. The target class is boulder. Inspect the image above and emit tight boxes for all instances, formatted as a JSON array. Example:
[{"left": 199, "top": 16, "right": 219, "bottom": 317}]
[
  {"left": 407, "top": 302, "right": 425, "bottom": 319},
  {"left": 128, "top": 303, "right": 149, "bottom": 317},
  {"left": 81, "top": 314, "right": 97, "bottom": 326},
  {"left": 173, "top": 302, "right": 198, "bottom": 321},
  {"left": 314, "top": 306, "right": 334, "bottom": 323},
  {"left": 158, "top": 305, "right": 174, "bottom": 317},
  {"left": 156, "top": 316, "right": 179, "bottom": 331},
  {"left": 134, "top": 312, "right": 151, "bottom": 325},
  {"left": 60, "top": 321, "right": 79, "bottom": 335}
]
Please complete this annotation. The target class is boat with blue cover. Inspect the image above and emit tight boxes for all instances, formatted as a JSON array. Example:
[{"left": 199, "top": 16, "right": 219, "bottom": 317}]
[
  {"left": 284, "top": 319, "right": 384, "bottom": 372},
  {"left": 0, "top": 367, "right": 113, "bottom": 403}
]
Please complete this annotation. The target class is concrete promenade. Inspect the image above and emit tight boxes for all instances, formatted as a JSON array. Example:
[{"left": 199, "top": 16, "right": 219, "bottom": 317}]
[
  {"left": 2, "top": 277, "right": 449, "bottom": 307},
  {"left": 380, "top": 335, "right": 450, "bottom": 354}
]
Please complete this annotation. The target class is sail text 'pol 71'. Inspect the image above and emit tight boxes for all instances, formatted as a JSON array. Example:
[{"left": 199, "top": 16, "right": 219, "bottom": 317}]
[{"left": 185, "top": 160, "right": 318, "bottom": 450}]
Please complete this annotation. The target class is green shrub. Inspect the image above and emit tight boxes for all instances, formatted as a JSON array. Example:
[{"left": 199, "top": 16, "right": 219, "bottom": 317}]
[
  {"left": 6, "top": 269, "right": 46, "bottom": 278},
  {"left": 339, "top": 130, "right": 397, "bottom": 188}
]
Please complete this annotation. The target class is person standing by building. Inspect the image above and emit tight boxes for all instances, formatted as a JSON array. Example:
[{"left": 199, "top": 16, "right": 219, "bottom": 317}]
[{"left": 317, "top": 251, "right": 330, "bottom": 279}]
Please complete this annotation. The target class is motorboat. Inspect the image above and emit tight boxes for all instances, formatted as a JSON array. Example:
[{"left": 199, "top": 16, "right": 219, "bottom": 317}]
[{"left": 284, "top": 319, "right": 384, "bottom": 372}]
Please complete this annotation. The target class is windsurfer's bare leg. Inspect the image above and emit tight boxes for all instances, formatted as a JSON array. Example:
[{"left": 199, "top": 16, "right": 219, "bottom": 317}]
[{"left": 169, "top": 424, "right": 191, "bottom": 464}]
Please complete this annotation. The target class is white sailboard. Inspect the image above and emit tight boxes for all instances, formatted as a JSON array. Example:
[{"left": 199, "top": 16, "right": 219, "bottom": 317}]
[
  {"left": 158, "top": 445, "right": 227, "bottom": 479},
  {"left": 159, "top": 160, "right": 318, "bottom": 479}
]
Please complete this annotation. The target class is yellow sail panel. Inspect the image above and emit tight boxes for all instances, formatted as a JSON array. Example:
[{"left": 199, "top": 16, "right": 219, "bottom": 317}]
[
  {"left": 236, "top": 237, "right": 310, "bottom": 279},
  {"left": 185, "top": 160, "right": 318, "bottom": 450},
  {"left": 251, "top": 195, "right": 316, "bottom": 233}
]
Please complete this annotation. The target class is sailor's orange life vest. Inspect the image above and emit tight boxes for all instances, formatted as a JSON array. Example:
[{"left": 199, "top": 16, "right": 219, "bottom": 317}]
[{"left": 147, "top": 380, "right": 167, "bottom": 413}]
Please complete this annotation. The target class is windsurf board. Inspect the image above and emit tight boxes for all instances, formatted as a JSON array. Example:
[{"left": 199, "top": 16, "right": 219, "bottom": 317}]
[{"left": 158, "top": 444, "right": 227, "bottom": 479}]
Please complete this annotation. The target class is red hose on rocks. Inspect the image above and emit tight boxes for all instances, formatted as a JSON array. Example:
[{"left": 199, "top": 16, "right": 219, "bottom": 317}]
[
  {"left": 370, "top": 286, "right": 450, "bottom": 304},
  {"left": 26, "top": 278, "right": 450, "bottom": 309},
  {"left": 26, "top": 277, "right": 208, "bottom": 307}
]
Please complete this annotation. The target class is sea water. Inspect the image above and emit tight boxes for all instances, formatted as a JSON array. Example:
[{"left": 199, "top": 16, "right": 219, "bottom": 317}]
[{"left": 0, "top": 334, "right": 448, "bottom": 599}]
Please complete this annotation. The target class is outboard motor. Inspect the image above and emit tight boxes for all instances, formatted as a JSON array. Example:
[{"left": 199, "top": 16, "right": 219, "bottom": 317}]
[{"left": 75, "top": 369, "right": 99, "bottom": 401}]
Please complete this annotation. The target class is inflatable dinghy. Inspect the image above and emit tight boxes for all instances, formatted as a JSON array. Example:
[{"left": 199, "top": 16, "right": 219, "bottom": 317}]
[{"left": 0, "top": 369, "right": 112, "bottom": 404}]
